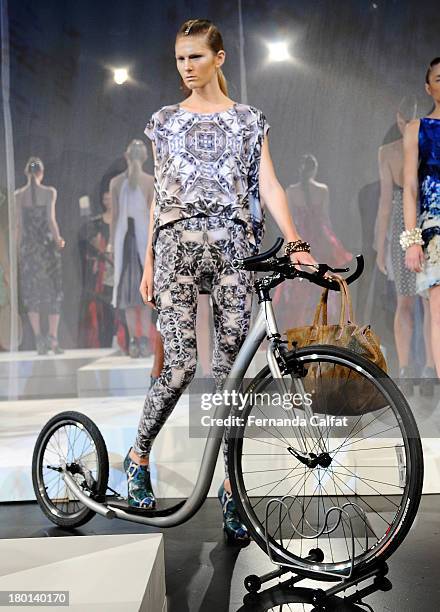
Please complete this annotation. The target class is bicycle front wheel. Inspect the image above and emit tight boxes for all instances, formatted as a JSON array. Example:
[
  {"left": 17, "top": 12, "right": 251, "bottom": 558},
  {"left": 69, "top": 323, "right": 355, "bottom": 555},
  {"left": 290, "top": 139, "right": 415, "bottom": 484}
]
[
  {"left": 229, "top": 345, "right": 423, "bottom": 581},
  {"left": 32, "top": 411, "right": 109, "bottom": 528}
]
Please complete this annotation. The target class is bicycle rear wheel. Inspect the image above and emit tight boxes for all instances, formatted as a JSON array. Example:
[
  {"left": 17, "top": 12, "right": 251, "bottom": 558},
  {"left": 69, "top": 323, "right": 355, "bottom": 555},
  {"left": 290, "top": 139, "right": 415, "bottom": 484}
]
[
  {"left": 32, "top": 411, "right": 109, "bottom": 528},
  {"left": 229, "top": 345, "right": 423, "bottom": 581}
]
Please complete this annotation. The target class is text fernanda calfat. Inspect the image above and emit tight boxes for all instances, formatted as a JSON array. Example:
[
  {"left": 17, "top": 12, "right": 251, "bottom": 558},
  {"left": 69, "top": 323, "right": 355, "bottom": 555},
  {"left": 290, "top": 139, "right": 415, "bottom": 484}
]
[{"left": 200, "top": 415, "right": 348, "bottom": 427}]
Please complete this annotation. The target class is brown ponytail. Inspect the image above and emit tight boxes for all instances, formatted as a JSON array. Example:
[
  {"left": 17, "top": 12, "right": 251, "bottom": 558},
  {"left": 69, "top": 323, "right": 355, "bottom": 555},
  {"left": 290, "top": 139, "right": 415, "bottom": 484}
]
[{"left": 176, "top": 19, "right": 228, "bottom": 98}]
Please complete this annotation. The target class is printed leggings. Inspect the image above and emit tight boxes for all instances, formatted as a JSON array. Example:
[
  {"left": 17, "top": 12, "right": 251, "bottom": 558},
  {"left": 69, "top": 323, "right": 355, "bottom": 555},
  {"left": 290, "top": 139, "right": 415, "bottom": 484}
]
[{"left": 133, "top": 216, "right": 255, "bottom": 478}]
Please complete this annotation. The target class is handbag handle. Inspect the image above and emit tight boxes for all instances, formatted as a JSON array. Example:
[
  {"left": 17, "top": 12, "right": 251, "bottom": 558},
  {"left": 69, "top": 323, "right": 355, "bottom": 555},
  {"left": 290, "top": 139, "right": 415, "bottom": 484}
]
[
  {"left": 308, "top": 276, "right": 356, "bottom": 342},
  {"left": 316, "top": 277, "right": 355, "bottom": 328},
  {"left": 312, "top": 288, "right": 329, "bottom": 327},
  {"left": 334, "top": 277, "right": 355, "bottom": 325}
]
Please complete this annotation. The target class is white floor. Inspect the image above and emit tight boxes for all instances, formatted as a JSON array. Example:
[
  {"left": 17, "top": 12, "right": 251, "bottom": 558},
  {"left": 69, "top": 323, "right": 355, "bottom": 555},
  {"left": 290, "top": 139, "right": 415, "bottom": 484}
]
[{"left": 0, "top": 534, "right": 166, "bottom": 611}]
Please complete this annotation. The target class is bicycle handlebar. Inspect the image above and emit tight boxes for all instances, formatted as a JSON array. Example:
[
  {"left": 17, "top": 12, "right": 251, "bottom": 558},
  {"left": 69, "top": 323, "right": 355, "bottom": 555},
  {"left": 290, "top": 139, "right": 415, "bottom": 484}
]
[{"left": 233, "top": 237, "right": 364, "bottom": 291}]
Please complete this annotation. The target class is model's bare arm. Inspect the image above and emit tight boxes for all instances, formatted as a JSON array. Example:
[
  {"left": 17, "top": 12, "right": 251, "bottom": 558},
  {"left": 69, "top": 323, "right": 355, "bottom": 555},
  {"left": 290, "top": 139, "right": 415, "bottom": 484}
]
[
  {"left": 375, "top": 146, "right": 393, "bottom": 274},
  {"left": 140, "top": 143, "right": 157, "bottom": 306},
  {"left": 14, "top": 192, "right": 22, "bottom": 248},
  {"left": 259, "top": 136, "right": 301, "bottom": 242},
  {"left": 109, "top": 178, "right": 119, "bottom": 251},
  {"left": 403, "top": 119, "right": 424, "bottom": 272},
  {"left": 259, "top": 136, "right": 317, "bottom": 267},
  {"left": 321, "top": 186, "right": 333, "bottom": 230},
  {"left": 48, "top": 188, "right": 64, "bottom": 247},
  {"left": 403, "top": 120, "right": 420, "bottom": 231}
]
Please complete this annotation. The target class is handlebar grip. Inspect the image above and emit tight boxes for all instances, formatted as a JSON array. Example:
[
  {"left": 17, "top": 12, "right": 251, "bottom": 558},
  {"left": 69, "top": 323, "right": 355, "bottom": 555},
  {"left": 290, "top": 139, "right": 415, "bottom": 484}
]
[
  {"left": 299, "top": 255, "right": 364, "bottom": 290},
  {"left": 233, "top": 237, "right": 284, "bottom": 270}
]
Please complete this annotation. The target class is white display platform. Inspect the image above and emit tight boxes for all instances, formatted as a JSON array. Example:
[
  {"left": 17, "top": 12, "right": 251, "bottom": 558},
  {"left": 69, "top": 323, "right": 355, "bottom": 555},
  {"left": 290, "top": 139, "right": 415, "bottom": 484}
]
[
  {"left": 0, "top": 349, "right": 116, "bottom": 400},
  {"left": 0, "top": 394, "right": 225, "bottom": 502},
  {"left": 77, "top": 354, "right": 154, "bottom": 397},
  {"left": 0, "top": 345, "right": 269, "bottom": 401},
  {"left": 0, "top": 534, "right": 166, "bottom": 611},
  {"left": 76, "top": 350, "right": 267, "bottom": 398}
]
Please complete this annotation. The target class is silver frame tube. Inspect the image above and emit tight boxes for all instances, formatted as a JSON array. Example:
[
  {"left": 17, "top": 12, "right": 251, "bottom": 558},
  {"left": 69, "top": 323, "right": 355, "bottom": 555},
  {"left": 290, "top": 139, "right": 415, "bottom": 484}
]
[{"left": 63, "top": 305, "right": 269, "bottom": 526}]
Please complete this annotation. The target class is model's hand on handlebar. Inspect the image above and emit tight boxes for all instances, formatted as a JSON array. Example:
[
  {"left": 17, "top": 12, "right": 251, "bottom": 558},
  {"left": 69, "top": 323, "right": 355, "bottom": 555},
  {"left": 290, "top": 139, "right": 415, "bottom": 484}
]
[
  {"left": 289, "top": 250, "right": 319, "bottom": 272},
  {"left": 140, "top": 259, "right": 155, "bottom": 308}
]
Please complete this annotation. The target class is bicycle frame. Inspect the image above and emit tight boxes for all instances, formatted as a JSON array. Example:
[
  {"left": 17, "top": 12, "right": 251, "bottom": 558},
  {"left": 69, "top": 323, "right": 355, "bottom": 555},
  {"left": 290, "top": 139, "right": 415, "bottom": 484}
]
[{"left": 62, "top": 299, "right": 289, "bottom": 527}]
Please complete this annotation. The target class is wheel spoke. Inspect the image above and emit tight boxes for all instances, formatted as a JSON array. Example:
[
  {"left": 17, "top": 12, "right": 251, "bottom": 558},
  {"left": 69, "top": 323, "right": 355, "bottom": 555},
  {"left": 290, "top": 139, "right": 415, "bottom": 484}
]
[{"left": 235, "top": 350, "right": 419, "bottom": 575}]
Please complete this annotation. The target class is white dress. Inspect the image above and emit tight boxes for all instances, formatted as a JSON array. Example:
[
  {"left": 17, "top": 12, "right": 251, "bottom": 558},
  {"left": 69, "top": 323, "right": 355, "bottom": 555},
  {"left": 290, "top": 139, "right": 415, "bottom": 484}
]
[{"left": 112, "top": 177, "right": 150, "bottom": 307}]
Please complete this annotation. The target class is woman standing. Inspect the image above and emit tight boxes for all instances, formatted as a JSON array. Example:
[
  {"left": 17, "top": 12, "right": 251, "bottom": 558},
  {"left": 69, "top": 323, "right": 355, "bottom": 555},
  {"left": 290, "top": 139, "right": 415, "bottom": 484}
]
[
  {"left": 403, "top": 57, "right": 440, "bottom": 377},
  {"left": 376, "top": 99, "right": 435, "bottom": 394},
  {"left": 124, "top": 19, "right": 317, "bottom": 543},
  {"left": 15, "top": 158, "right": 65, "bottom": 354},
  {"left": 275, "top": 154, "right": 351, "bottom": 330},
  {"left": 78, "top": 190, "right": 115, "bottom": 348},
  {"left": 109, "top": 140, "right": 154, "bottom": 358}
]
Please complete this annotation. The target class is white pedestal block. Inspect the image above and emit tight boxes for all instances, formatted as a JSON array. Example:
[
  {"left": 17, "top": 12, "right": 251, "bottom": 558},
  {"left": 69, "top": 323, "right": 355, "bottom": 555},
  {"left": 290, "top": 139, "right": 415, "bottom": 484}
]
[
  {"left": 0, "top": 349, "right": 116, "bottom": 400},
  {"left": 0, "top": 534, "right": 166, "bottom": 611},
  {"left": 77, "top": 354, "right": 154, "bottom": 397}
]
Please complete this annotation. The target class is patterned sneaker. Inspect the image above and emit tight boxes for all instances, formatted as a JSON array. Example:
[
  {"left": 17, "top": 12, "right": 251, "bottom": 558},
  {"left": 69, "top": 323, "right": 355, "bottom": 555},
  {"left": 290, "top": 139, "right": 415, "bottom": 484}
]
[
  {"left": 218, "top": 482, "right": 250, "bottom": 544},
  {"left": 123, "top": 449, "right": 156, "bottom": 509}
]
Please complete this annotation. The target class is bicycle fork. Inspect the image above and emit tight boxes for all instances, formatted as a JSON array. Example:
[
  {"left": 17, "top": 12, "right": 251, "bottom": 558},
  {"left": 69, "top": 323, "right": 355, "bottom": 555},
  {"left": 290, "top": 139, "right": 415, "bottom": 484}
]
[{"left": 264, "top": 301, "right": 324, "bottom": 456}]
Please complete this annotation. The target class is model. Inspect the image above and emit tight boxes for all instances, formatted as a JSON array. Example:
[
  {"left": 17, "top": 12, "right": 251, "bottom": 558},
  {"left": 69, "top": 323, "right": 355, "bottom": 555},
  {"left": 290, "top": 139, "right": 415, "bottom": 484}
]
[
  {"left": 275, "top": 154, "right": 352, "bottom": 330},
  {"left": 376, "top": 98, "right": 434, "bottom": 392},
  {"left": 15, "top": 158, "right": 65, "bottom": 355},
  {"left": 403, "top": 57, "right": 440, "bottom": 377},
  {"left": 109, "top": 140, "right": 154, "bottom": 358},
  {"left": 124, "top": 18, "right": 317, "bottom": 543}
]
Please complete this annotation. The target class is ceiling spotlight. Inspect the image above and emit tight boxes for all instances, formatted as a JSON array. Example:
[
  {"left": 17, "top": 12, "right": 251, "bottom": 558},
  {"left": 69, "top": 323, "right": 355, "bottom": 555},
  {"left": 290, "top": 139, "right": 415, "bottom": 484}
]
[
  {"left": 267, "top": 41, "right": 291, "bottom": 63},
  {"left": 113, "top": 68, "right": 129, "bottom": 85}
]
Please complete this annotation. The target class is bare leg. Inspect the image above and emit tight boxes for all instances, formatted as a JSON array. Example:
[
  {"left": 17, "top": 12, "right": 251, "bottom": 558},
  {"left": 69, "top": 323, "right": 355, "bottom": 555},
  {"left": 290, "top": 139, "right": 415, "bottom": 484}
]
[
  {"left": 151, "top": 330, "right": 164, "bottom": 377},
  {"left": 125, "top": 307, "right": 137, "bottom": 338},
  {"left": 139, "top": 305, "right": 151, "bottom": 337},
  {"left": 422, "top": 298, "right": 435, "bottom": 368},
  {"left": 394, "top": 295, "right": 415, "bottom": 369},
  {"left": 28, "top": 312, "right": 41, "bottom": 336},
  {"left": 428, "top": 286, "right": 440, "bottom": 377},
  {"left": 48, "top": 314, "right": 60, "bottom": 339}
]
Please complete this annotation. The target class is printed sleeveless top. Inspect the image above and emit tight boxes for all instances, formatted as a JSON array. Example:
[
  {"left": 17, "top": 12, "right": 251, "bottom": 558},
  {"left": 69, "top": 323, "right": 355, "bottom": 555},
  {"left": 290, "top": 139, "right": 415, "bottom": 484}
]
[{"left": 144, "top": 103, "right": 270, "bottom": 250}]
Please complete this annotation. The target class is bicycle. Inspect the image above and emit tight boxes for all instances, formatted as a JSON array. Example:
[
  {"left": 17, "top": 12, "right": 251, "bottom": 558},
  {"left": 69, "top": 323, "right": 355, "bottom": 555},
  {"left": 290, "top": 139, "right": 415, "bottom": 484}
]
[{"left": 32, "top": 237, "right": 423, "bottom": 584}]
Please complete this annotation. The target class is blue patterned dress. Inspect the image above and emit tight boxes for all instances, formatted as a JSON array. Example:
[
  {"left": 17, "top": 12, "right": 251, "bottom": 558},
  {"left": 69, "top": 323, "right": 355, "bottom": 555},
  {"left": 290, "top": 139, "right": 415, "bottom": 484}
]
[{"left": 416, "top": 118, "right": 440, "bottom": 296}]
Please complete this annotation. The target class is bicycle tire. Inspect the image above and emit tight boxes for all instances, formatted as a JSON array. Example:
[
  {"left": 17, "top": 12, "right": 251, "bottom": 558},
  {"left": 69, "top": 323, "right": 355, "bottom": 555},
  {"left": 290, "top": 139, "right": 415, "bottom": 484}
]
[
  {"left": 229, "top": 345, "right": 423, "bottom": 581},
  {"left": 32, "top": 410, "right": 109, "bottom": 528}
]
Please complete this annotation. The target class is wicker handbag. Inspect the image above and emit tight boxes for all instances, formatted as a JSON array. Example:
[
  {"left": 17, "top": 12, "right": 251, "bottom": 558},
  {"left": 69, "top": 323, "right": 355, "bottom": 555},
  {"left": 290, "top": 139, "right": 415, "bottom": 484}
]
[{"left": 285, "top": 277, "right": 387, "bottom": 416}]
